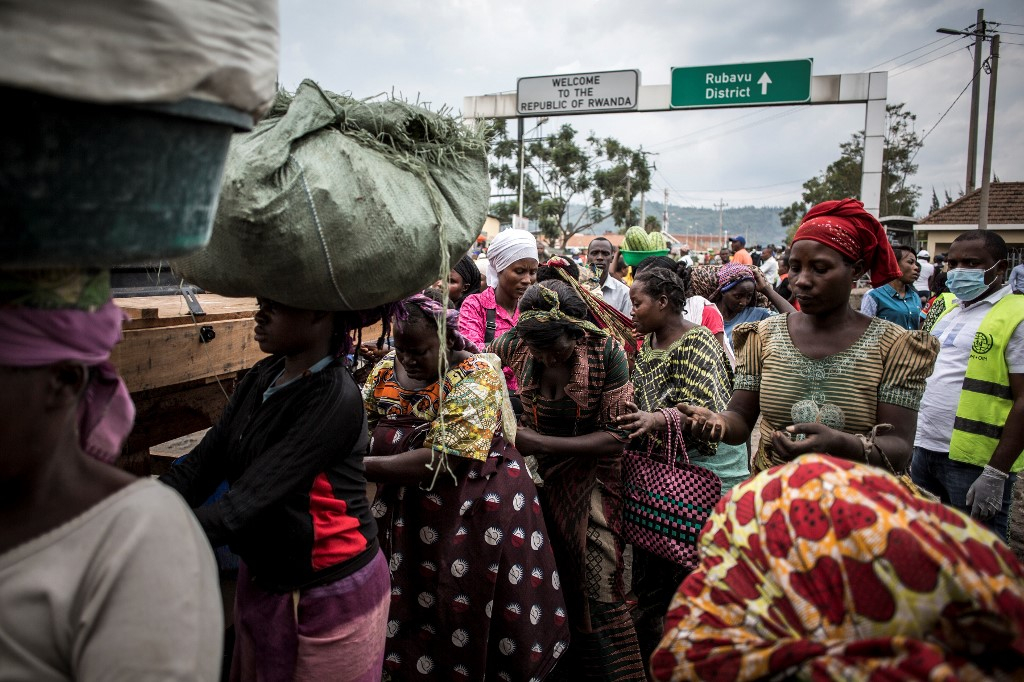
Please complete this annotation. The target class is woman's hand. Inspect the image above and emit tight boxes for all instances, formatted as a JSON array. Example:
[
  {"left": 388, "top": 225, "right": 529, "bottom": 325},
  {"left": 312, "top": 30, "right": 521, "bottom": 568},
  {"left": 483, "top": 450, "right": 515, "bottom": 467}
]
[
  {"left": 677, "top": 403, "right": 728, "bottom": 442},
  {"left": 752, "top": 266, "right": 771, "bottom": 294},
  {"left": 359, "top": 342, "right": 390, "bottom": 361},
  {"left": 615, "top": 402, "right": 665, "bottom": 439},
  {"left": 771, "top": 423, "right": 856, "bottom": 461},
  {"left": 514, "top": 426, "right": 547, "bottom": 457}
]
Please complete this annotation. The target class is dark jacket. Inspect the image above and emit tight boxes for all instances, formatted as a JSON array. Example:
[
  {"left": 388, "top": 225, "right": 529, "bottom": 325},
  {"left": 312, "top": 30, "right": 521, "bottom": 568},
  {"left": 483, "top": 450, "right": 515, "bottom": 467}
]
[{"left": 161, "top": 356, "right": 376, "bottom": 591}]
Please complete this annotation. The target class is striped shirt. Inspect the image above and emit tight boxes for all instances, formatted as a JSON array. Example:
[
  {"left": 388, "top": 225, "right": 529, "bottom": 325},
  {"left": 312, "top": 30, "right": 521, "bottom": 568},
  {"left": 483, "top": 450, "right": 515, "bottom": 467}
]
[{"left": 733, "top": 314, "right": 938, "bottom": 472}]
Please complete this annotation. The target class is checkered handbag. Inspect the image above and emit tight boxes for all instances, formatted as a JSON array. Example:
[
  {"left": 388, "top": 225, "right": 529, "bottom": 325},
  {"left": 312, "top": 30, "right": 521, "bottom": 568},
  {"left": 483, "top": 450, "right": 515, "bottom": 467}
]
[{"left": 622, "top": 407, "right": 722, "bottom": 568}]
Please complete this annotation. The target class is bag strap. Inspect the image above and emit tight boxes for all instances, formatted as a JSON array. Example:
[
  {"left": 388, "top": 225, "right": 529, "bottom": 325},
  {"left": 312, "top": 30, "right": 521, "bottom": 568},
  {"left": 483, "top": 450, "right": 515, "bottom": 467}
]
[
  {"left": 484, "top": 307, "right": 497, "bottom": 344},
  {"left": 651, "top": 407, "right": 688, "bottom": 468}
]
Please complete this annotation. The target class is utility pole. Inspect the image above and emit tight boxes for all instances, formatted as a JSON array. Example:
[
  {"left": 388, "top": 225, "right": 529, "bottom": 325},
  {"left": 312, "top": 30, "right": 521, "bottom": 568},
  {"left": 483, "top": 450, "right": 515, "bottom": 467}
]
[
  {"left": 516, "top": 117, "right": 549, "bottom": 224},
  {"left": 626, "top": 175, "right": 632, "bottom": 227},
  {"left": 966, "top": 9, "right": 985, "bottom": 193},
  {"left": 714, "top": 199, "right": 728, "bottom": 248},
  {"left": 937, "top": 16, "right": 998, "bottom": 227},
  {"left": 979, "top": 33, "right": 999, "bottom": 230},
  {"left": 517, "top": 118, "right": 525, "bottom": 218},
  {"left": 663, "top": 188, "right": 670, "bottom": 233},
  {"left": 636, "top": 149, "right": 655, "bottom": 231}
]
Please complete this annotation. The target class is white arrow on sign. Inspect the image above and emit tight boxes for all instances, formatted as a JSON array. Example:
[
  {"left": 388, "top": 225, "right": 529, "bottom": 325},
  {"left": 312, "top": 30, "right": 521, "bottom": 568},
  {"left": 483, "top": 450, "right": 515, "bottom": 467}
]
[{"left": 757, "top": 72, "right": 772, "bottom": 95}]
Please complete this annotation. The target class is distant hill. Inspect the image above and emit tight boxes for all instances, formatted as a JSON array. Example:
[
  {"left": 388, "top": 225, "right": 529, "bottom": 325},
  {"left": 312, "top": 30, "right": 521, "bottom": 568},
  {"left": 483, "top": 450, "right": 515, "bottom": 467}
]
[{"left": 574, "top": 201, "right": 788, "bottom": 246}]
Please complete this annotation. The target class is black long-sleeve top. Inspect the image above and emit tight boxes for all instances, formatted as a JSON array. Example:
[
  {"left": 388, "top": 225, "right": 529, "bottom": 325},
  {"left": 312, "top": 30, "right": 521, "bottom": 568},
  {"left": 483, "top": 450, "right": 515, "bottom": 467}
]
[{"left": 160, "top": 355, "right": 377, "bottom": 592}]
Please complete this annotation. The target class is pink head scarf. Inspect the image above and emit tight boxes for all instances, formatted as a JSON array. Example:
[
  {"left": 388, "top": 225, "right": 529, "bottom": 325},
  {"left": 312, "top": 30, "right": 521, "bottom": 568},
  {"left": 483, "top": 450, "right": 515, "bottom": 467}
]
[{"left": 0, "top": 300, "right": 134, "bottom": 463}]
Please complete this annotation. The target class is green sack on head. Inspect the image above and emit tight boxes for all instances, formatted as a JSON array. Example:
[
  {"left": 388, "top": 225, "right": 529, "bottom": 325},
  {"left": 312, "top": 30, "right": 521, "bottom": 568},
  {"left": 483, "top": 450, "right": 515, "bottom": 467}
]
[{"left": 173, "top": 79, "right": 489, "bottom": 311}]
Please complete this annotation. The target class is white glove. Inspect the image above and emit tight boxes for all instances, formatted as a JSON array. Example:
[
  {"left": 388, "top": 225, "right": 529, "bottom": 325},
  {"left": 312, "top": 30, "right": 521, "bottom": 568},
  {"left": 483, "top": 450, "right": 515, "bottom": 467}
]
[{"left": 965, "top": 465, "right": 1008, "bottom": 520}]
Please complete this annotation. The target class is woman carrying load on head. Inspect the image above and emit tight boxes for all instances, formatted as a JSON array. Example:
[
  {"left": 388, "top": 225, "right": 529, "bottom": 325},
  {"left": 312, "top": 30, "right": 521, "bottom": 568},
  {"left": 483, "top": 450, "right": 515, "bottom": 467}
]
[
  {"left": 537, "top": 256, "right": 639, "bottom": 361},
  {"left": 680, "top": 199, "right": 940, "bottom": 475},
  {"left": 0, "top": 269, "right": 223, "bottom": 680},
  {"left": 363, "top": 294, "right": 568, "bottom": 682},
  {"left": 493, "top": 280, "right": 647, "bottom": 682},
  {"left": 613, "top": 266, "right": 748, "bottom": 670},
  {"left": 652, "top": 454, "right": 1024, "bottom": 681},
  {"left": 161, "top": 297, "right": 390, "bottom": 681}
]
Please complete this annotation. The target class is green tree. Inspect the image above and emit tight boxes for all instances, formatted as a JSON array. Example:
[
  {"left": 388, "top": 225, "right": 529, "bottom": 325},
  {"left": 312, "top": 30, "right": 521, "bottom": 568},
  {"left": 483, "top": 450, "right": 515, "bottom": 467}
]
[
  {"left": 779, "top": 103, "right": 923, "bottom": 235},
  {"left": 929, "top": 188, "right": 941, "bottom": 214},
  {"left": 489, "top": 123, "right": 651, "bottom": 248},
  {"left": 778, "top": 201, "right": 806, "bottom": 244},
  {"left": 644, "top": 214, "right": 662, "bottom": 233}
]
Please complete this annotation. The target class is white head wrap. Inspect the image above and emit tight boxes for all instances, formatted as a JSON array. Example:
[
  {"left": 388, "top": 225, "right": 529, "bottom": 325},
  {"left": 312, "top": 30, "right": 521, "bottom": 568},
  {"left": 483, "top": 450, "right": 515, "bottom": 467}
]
[{"left": 485, "top": 229, "right": 538, "bottom": 288}]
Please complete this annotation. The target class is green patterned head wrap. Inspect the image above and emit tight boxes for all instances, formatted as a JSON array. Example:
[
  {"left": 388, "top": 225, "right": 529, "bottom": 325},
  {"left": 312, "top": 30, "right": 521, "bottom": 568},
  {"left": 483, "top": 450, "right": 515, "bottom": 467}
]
[
  {"left": 517, "top": 284, "right": 608, "bottom": 337},
  {"left": 0, "top": 269, "right": 111, "bottom": 311}
]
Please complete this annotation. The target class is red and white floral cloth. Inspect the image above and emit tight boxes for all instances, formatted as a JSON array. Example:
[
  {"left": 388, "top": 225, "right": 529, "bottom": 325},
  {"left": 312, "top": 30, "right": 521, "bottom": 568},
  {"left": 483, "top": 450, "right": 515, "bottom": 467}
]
[{"left": 652, "top": 454, "right": 1024, "bottom": 681}]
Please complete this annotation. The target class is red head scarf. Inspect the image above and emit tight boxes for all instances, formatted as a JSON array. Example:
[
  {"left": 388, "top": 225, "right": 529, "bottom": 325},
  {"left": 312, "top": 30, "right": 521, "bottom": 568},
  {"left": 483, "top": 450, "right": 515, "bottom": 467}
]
[{"left": 793, "top": 198, "right": 901, "bottom": 288}]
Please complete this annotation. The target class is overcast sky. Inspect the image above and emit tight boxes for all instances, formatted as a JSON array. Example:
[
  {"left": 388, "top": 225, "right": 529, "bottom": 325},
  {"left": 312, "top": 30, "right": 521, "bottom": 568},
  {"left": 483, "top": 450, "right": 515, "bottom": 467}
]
[{"left": 278, "top": 0, "right": 1023, "bottom": 217}]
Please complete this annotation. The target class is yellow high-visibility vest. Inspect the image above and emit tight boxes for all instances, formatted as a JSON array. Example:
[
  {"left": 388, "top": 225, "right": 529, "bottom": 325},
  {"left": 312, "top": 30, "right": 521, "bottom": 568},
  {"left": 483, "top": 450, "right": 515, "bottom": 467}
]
[{"left": 931, "top": 292, "right": 1024, "bottom": 471}]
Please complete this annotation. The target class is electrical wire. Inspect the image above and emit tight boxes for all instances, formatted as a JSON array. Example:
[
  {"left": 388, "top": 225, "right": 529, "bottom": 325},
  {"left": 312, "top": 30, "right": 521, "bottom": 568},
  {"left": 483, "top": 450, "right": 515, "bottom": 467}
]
[
  {"left": 887, "top": 35, "right": 968, "bottom": 72},
  {"left": 646, "top": 107, "right": 771, "bottom": 150},
  {"left": 669, "top": 178, "right": 806, "bottom": 194},
  {"left": 655, "top": 106, "right": 810, "bottom": 154},
  {"left": 901, "top": 64, "right": 982, "bottom": 187},
  {"left": 891, "top": 43, "right": 972, "bottom": 78},
  {"left": 913, "top": 76, "right": 974, "bottom": 154},
  {"left": 862, "top": 35, "right": 957, "bottom": 71}
]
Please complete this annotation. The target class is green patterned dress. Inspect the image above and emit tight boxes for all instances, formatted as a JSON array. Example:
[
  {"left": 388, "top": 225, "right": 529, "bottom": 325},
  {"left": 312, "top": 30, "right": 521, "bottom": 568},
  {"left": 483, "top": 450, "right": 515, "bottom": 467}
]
[{"left": 628, "top": 326, "right": 749, "bottom": 662}]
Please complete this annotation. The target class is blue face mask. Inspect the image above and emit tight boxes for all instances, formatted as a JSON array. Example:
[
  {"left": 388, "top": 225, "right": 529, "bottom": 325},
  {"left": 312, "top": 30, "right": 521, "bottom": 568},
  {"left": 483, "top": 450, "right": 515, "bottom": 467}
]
[{"left": 946, "top": 263, "right": 997, "bottom": 301}]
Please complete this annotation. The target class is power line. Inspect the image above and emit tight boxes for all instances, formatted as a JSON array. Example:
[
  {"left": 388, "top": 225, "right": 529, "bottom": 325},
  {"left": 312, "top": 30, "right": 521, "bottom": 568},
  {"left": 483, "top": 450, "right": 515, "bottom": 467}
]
[
  {"left": 656, "top": 106, "right": 810, "bottom": 154},
  {"left": 646, "top": 107, "right": 769, "bottom": 150},
  {"left": 913, "top": 74, "right": 977, "bottom": 157},
  {"left": 891, "top": 44, "right": 971, "bottom": 77},
  {"left": 862, "top": 35, "right": 957, "bottom": 71},
  {"left": 901, "top": 60, "right": 985, "bottom": 190},
  {"left": 670, "top": 178, "right": 806, "bottom": 194},
  {"left": 887, "top": 35, "right": 968, "bottom": 71}
]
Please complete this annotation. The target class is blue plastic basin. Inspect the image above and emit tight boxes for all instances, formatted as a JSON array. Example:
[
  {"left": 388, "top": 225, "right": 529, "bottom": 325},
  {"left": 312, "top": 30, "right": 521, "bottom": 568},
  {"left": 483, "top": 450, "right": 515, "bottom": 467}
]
[{"left": 0, "top": 87, "right": 252, "bottom": 267}]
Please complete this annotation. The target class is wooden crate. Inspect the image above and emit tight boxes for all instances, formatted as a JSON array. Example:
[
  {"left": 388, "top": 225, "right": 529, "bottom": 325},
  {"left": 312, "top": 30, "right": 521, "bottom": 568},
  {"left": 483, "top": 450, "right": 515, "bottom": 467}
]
[
  {"left": 110, "top": 294, "right": 388, "bottom": 473},
  {"left": 112, "top": 295, "right": 266, "bottom": 392}
]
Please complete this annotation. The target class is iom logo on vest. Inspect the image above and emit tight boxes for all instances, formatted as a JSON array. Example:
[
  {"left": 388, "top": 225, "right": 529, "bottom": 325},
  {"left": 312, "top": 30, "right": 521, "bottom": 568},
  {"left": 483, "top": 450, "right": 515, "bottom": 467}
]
[{"left": 971, "top": 332, "right": 994, "bottom": 360}]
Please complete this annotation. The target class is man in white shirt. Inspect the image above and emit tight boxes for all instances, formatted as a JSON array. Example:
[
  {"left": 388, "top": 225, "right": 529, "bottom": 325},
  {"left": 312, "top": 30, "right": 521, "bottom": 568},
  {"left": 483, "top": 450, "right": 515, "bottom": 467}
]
[
  {"left": 912, "top": 231, "right": 1024, "bottom": 541},
  {"left": 677, "top": 243, "right": 693, "bottom": 268},
  {"left": 587, "top": 237, "right": 633, "bottom": 315},
  {"left": 914, "top": 249, "right": 935, "bottom": 294},
  {"left": 759, "top": 246, "right": 779, "bottom": 287}
]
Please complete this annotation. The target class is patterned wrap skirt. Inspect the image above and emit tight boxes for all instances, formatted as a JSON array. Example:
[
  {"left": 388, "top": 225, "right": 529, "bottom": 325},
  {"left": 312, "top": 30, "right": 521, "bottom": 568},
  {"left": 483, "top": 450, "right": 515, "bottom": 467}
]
[{"left": 371, "top": 414, "right": 570, "bottom": 681}]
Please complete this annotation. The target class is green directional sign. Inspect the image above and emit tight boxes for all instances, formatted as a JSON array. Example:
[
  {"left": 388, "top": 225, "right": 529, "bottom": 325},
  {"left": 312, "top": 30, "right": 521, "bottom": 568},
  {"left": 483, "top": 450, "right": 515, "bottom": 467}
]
[{"left": 671, "top": 59, "right": 812, "bottom": 108}]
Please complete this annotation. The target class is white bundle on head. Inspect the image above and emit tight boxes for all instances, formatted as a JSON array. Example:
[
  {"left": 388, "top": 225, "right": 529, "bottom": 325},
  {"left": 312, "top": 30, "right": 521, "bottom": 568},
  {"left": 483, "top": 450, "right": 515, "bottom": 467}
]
[{"left": 485, "top": 229, "right": 538, "bottom": 288}]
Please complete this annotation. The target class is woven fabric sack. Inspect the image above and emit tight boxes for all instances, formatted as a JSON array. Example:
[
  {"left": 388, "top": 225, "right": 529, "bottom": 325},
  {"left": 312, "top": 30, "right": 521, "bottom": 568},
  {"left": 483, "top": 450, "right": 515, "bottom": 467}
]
[
  {"left": 622, "top": 408, "right": 723, "bottom": 568},
  {"left": 173, "top": 80, "right": 489, "bottom": 311},
  {"left": 0, "top": 0, "right": 277, "bottom": 118}
]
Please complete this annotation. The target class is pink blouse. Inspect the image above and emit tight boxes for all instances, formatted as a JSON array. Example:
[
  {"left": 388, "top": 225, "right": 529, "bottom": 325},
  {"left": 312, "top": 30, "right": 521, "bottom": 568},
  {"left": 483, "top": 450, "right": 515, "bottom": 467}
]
[{"left": 459, "top": 287, "right": 520, "bottom": 391}]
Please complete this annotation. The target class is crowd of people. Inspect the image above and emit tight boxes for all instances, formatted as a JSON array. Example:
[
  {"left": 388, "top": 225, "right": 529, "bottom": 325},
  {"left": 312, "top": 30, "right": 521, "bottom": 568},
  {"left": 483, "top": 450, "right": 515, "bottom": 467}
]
[{"left": 2, "top": 198, "right": 1023, "bottom": 681}]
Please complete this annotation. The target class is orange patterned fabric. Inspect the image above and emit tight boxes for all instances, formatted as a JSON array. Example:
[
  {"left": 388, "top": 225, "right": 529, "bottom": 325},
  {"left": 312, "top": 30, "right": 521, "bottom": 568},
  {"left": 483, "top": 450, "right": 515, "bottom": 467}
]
[{"left": 652, "top": 455, "right": 1024, "bottom": 681}]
